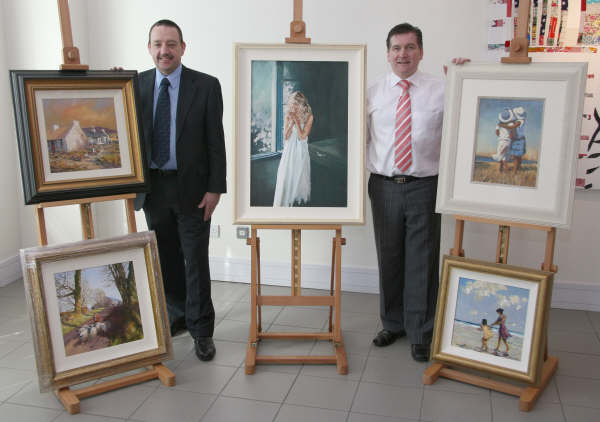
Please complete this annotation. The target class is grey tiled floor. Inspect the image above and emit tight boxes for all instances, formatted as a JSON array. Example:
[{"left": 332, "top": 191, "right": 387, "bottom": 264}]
[{"left": 1, "top": 280, "right": 600, "bottom": 421}]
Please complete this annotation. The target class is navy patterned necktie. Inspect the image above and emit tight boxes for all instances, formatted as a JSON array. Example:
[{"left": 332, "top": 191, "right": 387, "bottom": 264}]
[{"left": 152, "top": 77, "right": 171, "bottom": 167}]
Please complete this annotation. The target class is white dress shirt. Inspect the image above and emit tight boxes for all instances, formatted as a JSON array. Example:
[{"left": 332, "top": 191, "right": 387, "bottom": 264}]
[{"left": 367, "top": 70, "right": 445, "bottom": 177}]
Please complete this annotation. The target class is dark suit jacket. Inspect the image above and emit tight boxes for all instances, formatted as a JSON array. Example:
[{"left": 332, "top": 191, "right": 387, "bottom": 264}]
[{"left": 134, "top": 65, "right": 227, "bottom": 213}]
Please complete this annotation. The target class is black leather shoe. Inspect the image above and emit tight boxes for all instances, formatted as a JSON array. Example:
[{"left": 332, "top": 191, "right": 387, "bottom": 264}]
[
  {"left": 372, "top": 329, "right": 406, "bottom": 347},
  {"left": 411, "top": 343, "right": 430, "bottom": 362},
  {"left": 170, "top": 317, "right": 187, "bottom": 337},
  {"left": 195, "top": 337, "right": 216, "bottom": 361}
]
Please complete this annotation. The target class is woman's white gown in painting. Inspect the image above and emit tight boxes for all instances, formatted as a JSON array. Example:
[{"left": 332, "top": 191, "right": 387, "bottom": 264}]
[{"left": 273, "top": 125, "right": 311, "bottom": 207}]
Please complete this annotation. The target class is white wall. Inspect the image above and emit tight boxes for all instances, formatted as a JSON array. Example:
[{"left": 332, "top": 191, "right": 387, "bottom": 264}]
[
  {"left": 0, "top": 2, "right": 20, "bottom": 284},
  {"left": 1, "top": 1, "right": 599, "bottom": 308}
]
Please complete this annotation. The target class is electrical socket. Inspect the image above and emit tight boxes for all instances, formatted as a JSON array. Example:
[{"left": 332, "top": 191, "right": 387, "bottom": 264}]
[
  {"left": 236, "top": 226, "right": 250, "bottom": 239},
  {"left": 209, "top": 224, "right": 220, "bottom": 238}
]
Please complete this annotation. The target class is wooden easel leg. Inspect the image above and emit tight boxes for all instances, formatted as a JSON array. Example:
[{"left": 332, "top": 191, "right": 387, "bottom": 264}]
[
  {"left": 496, "top": 225, "right": 510, "bottom": 264},
  {"left": 335, "top": 341, "right": 348, "bottom": 374},
  {"left": 246, "top": 228, "right": 258, "bottom": 374},
  {"left": 154, "top": 363, "right": 175, "bottom": 387},
  {"left": 291, "top": 229, "right": 301, "bottom": 296},
  {"left": 422, "top": 362, "right": 444, "bottom": 385},
  {"left": 328, "top": 237, "right": 335, "bottom": 332},
  {"left": 56, "top": 387, "right": 80, "bottom": 414},
  {"left": 35, "top": 207, "right": 48, "bottom": 246},
  {"left": 245, "top": 342, "right": 257, "bottom": 374},
  {"left": 450, "top": 217, "right": 465, "bottom": 256},
  {"left": 80, "top": 203, "right": 95, "bottom": 239},
  {"left": 542, "top": 227, "right": 558, "bottom": 272},
  {"left": 519, "top": 356, "right": 558, "bottom": 411},
  {"left": 333, "top": 230, "right": 343, "bottom": 344},
  {"left": 125, "top": 198, "right": 137, "bottom": 233},
  {"left": 257, "top": 237, "right": 262, "bottom": 332}
]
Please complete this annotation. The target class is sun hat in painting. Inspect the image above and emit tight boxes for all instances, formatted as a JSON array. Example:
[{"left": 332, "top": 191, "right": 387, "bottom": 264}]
[
  {"left": 513, "top": 106, "right": 526, "bottom": 120},
  {"left": 498, "top": 108, "right": 514, "bottom": 123}
]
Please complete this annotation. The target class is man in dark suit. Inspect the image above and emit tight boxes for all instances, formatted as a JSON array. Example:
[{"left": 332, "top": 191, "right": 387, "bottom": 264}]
[{"left": 134, "top": 19, "right": 226, "bottom": 361}]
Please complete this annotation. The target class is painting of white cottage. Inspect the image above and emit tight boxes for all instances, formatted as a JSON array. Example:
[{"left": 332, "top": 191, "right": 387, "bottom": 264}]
[{"left": 43, "top": 97, "right": 121, "bottom": 173}]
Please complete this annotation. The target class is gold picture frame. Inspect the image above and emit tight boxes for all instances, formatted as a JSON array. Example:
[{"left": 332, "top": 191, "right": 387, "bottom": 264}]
[
  {"left": 20, "top": 231, "right": 171, "bottom": 392},
  {"left": 10, "top": 70, "right": 148, "bottom": 204},
  {"left": 431, "top": 255, "right": 553, "bottom": 385}
]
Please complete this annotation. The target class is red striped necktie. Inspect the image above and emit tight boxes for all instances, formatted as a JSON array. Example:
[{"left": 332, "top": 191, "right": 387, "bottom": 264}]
[{"left": 394, "top": 79, "right": 412, "bottom": 173}]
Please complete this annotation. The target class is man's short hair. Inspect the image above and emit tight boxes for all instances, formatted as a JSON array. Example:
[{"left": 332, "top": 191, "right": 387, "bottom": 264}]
[
  {"left": 386, "top": 23, "right": 423, "bottom": 50},
  {"left": 148, "top": 19, "right": 184, "bottom": 44}
]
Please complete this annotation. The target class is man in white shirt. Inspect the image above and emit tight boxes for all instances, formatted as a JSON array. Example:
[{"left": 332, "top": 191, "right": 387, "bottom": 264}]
[{"left": 367, "top": 23, "right": 468, "bottom": 361}]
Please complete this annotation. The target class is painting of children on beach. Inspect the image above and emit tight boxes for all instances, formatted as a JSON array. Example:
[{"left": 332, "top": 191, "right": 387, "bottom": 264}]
[
  {"left": 451, "top": 276, "right": 530, "bottom": 362},
  {"left": 54, "top": 261, "right": 143, "bottom": 357},
  {"left": 472, "top": 97, "right": 544, "bottom": 188}
]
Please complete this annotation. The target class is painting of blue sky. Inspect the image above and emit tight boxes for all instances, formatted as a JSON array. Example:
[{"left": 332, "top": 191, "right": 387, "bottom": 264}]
[{"left": 455, "top": 277, "right": 529, "bottom": 335}]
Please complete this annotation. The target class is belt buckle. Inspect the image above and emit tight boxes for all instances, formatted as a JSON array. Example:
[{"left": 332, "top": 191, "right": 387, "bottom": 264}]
[{"left": 394, "top": 176, "right": 407, "bottom": 184}]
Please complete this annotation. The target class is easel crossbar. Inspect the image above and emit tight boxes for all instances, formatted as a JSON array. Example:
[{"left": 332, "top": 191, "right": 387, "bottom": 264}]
[
  {"left": 259, "top": 332, "right": 333, "bottom": 340},
  {"left": 256, "top": 355, "right": 337, "bottom": 364},
  {"left": 258, "top": 295, "right": 334, "bottom": 306}
]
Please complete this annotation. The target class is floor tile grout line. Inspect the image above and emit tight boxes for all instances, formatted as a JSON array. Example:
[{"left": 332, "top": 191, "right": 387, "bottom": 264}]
[
  {"left": 198, "top": 363, "right": 244, "bottom": 422},
  {"left": 346, "top": 329, "right": 374, "bottom": 418},
  {"left": 2, "top": 378, "right": 33, "bottom": 406},
  {"left": 488, "top": 387, "right": 494, "bottom": 422},
  {"left": 115, "top": 376, "right": 161, "bottom": 421},
  {"left": 586, "top": 311, "right": 600, "bottom": 343}
]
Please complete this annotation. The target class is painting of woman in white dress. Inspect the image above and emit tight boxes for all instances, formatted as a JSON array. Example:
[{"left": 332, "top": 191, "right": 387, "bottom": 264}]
[
  {"left": 273, "top": 91, "right": 314, "bottom": 207},
  {"left": 249, "top": 59, "right": 348, "bottom": 208}
]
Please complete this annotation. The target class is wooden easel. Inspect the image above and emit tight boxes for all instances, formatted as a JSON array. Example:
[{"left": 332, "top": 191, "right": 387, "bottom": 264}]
[
  {"left": 32, "top": 1, "right": 176, "bottom": 414},
  {"left": 424, "top": 1, "right": 558, "bottom": 411},
  {"left": 36, "top": 196, "right": 176, "bottom": 414},
  {"left": 244, "top": 0, "right": 347, "bottom": 375},
  {"left": 422, "top": 216, "right": 558, "bottom": 412},
  {"left": 244, "top": 225, "right": 348, "bottom": 374}
]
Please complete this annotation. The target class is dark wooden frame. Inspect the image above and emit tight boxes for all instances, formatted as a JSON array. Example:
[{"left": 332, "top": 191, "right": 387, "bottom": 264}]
[{"left": 10, "top": 70, "right": 148, "bottom": 204}]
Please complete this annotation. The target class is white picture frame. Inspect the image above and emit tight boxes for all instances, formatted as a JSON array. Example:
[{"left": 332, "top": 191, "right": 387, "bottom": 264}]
[
  {"left": 233, "top": 43, "right": 366, "bottom": 224},
  {"left": 436, "top": 62, "right": 587, "bottom": 228}
]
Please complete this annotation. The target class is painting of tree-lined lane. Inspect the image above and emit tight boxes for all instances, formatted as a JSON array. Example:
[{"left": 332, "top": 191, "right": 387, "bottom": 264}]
[
  {"left": 43, "top": 98, "right": 121, "bottom": 173},
  {"left": 54, "top": 261, "right": 143, "bottom": 356}
]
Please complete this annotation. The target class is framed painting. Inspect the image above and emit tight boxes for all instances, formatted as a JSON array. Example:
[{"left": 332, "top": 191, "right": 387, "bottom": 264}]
[
  {"left": 20, "top": 231, "right": 172, "bottom": 392},
  {"left": 10, "top": 70, "right": 147, "bottom": 204},
  {"left": 436, "top": 62, "right": 587, "bottom": 228},
  {"left": 431, "top": 255, "right": 554, "bottom": 385},
  {"left": 233, "top": 44, "right": 366, "bottom": 224}
]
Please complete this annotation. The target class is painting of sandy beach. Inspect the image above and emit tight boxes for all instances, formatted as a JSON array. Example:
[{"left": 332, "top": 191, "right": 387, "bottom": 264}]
[{"left": 451, "top": 276, "right": 530, "bottom": 363}]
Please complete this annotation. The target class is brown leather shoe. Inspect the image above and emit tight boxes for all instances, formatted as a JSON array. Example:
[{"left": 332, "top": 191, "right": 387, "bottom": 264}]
[{"left": 372, "top": 329, "right": 406, "bottom": 347}]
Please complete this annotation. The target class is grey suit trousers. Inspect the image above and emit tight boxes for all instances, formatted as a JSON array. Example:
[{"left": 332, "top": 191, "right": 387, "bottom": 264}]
[{"left": 368, "top": 173, "right": 441, "bottom": 345}]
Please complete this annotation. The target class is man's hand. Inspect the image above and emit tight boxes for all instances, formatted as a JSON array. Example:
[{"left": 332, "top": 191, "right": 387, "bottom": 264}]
[
  {"left": 443, "top": 57, "right": 471, "bottom": 75},
  {"left": 110, "top": 66, "right": 124, "bottom": 71},
  {"left": 198, "top": 192, "right": 221, "bottom": 221}
]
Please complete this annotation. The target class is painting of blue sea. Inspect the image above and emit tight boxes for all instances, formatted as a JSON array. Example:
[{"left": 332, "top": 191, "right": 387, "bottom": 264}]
[{"left": 451, "top": 276, "right": 530, "bottom": 362}]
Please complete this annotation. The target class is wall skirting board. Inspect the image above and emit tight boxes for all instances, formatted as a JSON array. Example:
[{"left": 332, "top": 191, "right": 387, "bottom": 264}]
[
  {"left": 1, "top": 254, "right": 598, "bottom": 311},
  {"left": 0, "top": 255, "right": 21, "bottom": 287},
  {"left": 209, "top": 256, "right": 600, "bottom": 312}
]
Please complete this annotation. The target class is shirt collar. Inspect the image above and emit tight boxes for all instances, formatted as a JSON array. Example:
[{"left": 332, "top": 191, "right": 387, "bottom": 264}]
[
  {"left": 389, "top": 70, "right": 422, "bottom": 89},
  {"left": 155, "top": 64, "right": 182, "bottom": 90}
]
